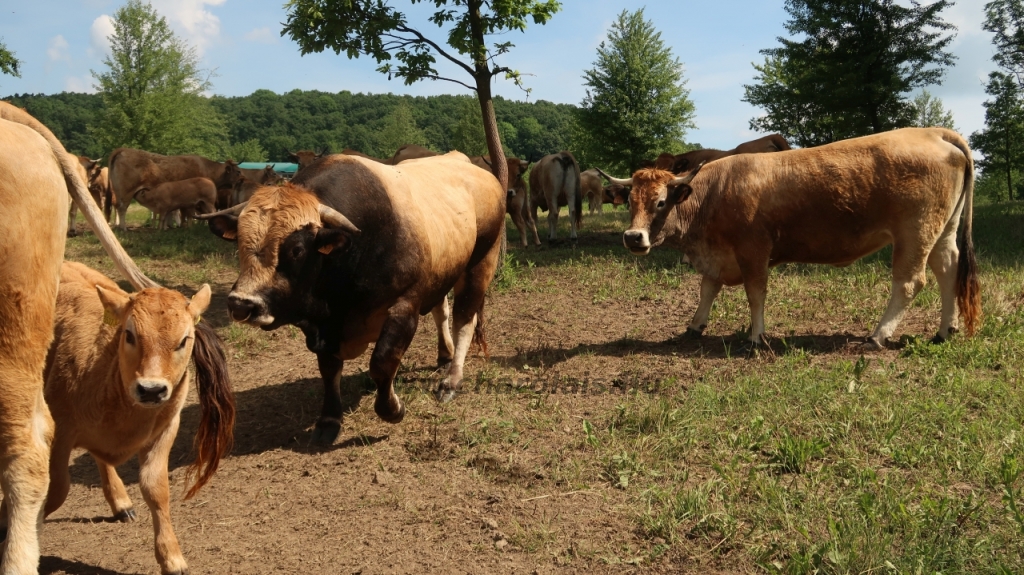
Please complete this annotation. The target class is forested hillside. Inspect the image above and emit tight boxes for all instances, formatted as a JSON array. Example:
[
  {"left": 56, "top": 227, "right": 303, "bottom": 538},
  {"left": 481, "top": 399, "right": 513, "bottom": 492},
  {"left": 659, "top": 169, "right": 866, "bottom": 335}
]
[{"left": 2, "top": 89, "right": 575, "bottom": 162}]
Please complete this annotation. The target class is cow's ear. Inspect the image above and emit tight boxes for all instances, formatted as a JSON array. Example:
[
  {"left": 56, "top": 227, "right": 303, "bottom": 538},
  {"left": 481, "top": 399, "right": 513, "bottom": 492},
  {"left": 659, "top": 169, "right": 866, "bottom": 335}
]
[
  {"left": 314, "top": 227, "right": 353, "bottom": 256},
  {"left": 208, "top": 215, "right": 238, "bottom": 242},
  {"left": 96, "top": 285, "right": 130, "bottom": 326},
  {"left": 667, "top": 183, "right": 694, "bottom": 206}
]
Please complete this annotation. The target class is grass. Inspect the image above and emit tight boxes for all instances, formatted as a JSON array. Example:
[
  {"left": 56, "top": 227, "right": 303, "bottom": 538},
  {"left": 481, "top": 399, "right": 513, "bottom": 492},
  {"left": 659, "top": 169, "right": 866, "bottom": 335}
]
[{"left": 64, "top": 200, "right": 1024, "bottom": 572}]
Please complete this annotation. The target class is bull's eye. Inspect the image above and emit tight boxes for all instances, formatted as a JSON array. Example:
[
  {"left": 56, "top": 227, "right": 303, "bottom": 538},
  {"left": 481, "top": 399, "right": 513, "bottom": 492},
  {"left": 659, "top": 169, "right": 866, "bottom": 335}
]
[
  {"left": 290, "top": 244, "right": 305, "bottom": 260},
  {"left": 177, "top": 336, "right": 188, "bottom": 351},
  {"left": 124, "top": 330, "right": 136, "bottom": 346},
  {"left": 657, "top": 200, "right": 666, "bottom": 209}
]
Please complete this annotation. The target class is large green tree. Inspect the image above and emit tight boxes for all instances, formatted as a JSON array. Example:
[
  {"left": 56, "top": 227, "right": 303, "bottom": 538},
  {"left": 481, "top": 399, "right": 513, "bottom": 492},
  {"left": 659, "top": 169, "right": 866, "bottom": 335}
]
[
  {"left": 984, "top": 0, "right": 1024, "bottom": 84},
  {"left": 283, "top": 0, "right": 560, "bottom": 191},
  {"left": 971, "top": 73, "right": 1024, "bottom": 201},
  {"left": 0, "top": 39, "right": 20, "bottom": 79},
  {"left": 91, "top": 0, "right": 228, "bottom": 157},
  {"left": 376, "top": 99, "right": 428, "bottom": 157},
  {"left": 910, "top": 90, "right": 956, "bottom": 129},
  {"left": 743, "top": 0, "right": 957, "bottom": 147},
  {"left": 574, "top": 9, "right": 695, "bottom": 174}
]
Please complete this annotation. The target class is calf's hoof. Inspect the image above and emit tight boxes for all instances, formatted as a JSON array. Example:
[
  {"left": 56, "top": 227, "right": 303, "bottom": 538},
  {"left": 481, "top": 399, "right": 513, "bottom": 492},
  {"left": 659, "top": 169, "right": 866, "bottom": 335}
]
[
  {"left": 434, "top": 386, "right": 457, "bottom": 404},
  {"left": 374, "top": 397, "right": 406, "bottom": 424},
  {"left": 683, "top": 326, "right": 705, "bottom": 339},
  {"left": 311, "top": 419, "right": 342, "bottom": 445},
  {"left": 114, "top": 507, "right": 137, "bottom": 522},
  {"left": 860, "top": 337, "right": 885, "bottom": 351}
]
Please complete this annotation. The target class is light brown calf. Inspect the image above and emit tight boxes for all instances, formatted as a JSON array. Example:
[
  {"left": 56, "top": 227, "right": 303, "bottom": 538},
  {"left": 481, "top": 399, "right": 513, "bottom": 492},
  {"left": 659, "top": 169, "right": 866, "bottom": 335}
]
[
  {"left": 470, "top": 155, "right": 539, "bottom": 247},
  {"left": 580, "top": 168, "right": 606, "bottom": 216},
  {"left": 0, "top": 102, "right": 155, "bottom": 575},
  {"left": 135, "top": 177, "right": 218, "bottom": 230},
  {"left": 38, "top": 261, "right": 234, "bottom": 575}
]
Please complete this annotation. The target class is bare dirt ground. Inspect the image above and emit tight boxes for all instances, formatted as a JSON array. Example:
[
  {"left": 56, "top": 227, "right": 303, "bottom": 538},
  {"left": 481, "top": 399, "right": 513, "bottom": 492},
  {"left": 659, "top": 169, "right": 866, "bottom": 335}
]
[{"left": 40, "top": 215, "right": 946, "bottom": 575}]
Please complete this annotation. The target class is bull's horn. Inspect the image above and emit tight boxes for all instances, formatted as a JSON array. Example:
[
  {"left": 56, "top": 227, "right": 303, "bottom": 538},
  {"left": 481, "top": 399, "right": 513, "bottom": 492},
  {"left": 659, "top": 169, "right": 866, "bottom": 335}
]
[
  {"left": 318, "top": 204, "right": 361, "bottom": 234},
  {"left": 196, "top": 202, "right": 248, "bottom": 220},
  {"left": 668, "top": 162, "right": 706, "bottom": 186},
  {"left": 596, "top": 168, "right": 632, "bottom": 187}
]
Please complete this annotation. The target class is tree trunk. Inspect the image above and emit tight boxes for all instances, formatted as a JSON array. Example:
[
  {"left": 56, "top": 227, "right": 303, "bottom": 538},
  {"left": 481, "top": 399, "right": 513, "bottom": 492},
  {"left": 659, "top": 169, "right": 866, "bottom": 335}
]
[
  {"left": 1007, "top": 131, "right": 1014, "bottom": 202},
  {"left": 467, "top": 0, "right": 508, "bottom": 192}
]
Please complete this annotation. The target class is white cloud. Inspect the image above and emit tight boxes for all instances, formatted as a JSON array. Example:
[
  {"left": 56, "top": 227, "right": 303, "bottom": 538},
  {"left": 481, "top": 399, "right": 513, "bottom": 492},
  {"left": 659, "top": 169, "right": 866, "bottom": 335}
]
[
  {"left": 150, "top": 0, "right": 226, "bottom": 54},
  {"left": 65, "top": 75, "right": 96, "bottom": 94},
  {"left": 47, "top": 35, "right": 71, "bottom": 64},
  {"left": 90, "top": 15, "right": 115, "bottom": 57},
  {"left": 244, "top": 27, "right": 277, "bottom": 44}
]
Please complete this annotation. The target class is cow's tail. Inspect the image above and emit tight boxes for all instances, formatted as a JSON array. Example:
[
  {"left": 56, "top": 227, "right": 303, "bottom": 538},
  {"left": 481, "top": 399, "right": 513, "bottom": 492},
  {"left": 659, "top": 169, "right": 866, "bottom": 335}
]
[
  {"left": 472, "top": 308, "right": 489, "bottom": 359},
  {"left": 947, "top": 132, "right": 981, "bottom": 336},
  {"left": 557, "top": 152, "right": 582, "bottom": 230},
  {"left": 0, "top": 103, "right": 158, "bottom": 290},
  {"left": 184, "top": 320, "right": 236, "bottom": 499}
]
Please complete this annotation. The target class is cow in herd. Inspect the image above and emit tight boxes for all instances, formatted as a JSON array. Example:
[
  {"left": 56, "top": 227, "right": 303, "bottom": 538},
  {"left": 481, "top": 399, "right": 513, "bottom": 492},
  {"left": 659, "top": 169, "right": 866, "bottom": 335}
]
[
  {"left": 135, "top": 177, "right": 219, "bottom": 230},
  {"left": 599, "top": 127, "right": 980, "bottom": 349},
  {"left": 530, "top": 151, "right": 583, "bottom": 242}
]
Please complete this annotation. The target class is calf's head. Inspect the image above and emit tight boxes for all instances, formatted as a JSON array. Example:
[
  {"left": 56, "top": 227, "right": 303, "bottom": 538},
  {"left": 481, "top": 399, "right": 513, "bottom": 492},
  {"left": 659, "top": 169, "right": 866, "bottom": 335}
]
[
  {"left": 598, "top": 164, "right": 703, "bottom": 255},
  {"left": 97, "top": 285, "right": 211, "bottom": 406},
  {"left": 205, "top": 183, "right": 361, "bottom": 329}
]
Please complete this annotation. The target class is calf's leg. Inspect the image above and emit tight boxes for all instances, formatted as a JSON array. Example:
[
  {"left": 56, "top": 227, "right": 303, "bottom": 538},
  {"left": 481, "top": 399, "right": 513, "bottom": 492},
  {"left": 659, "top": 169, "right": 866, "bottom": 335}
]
[
  {"left": 866, "top": 241, "right": 930, "bottom": 349},
  {"left": 95, "top": 456, "right": 136, "bottom": 521},
  {"left": 928, "top": 231, "right": 960, "bottom": 342},
  {"left": 138, "top": 416, "right": 188, "bottom": 575},
  {"left": 369, "top": 300, "right": 420, "bottom": 423},
  {"left": 741, "top": 266, "right": 770, "bottom": 345},
  {"left": 686, "top": 275, "right": 723, "bottom": 337}
]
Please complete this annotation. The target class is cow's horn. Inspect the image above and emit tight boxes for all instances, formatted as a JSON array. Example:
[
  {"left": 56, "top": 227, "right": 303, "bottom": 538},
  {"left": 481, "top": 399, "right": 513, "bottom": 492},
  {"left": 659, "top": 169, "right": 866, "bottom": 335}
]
[
  {"left": 668, "top": 161, "right": 706, "bottom": 186},
  {"left": 196, "top": 202, "right": 248, "bottom": 220},
  {"left": 318, "top": 204, "right": 361, "bottom": 234},
  {"left": 595, "top": 168, "right": 632, "bottom": 187}
]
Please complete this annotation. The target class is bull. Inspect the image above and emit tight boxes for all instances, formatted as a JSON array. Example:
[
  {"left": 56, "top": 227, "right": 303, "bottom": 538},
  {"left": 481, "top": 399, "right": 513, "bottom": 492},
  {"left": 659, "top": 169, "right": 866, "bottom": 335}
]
[
  {"left": 600, "top": 128, "right": 981, "bottom": 349},
  {"left": 203, "top": 151, "right": 505, "bottom": 444}
]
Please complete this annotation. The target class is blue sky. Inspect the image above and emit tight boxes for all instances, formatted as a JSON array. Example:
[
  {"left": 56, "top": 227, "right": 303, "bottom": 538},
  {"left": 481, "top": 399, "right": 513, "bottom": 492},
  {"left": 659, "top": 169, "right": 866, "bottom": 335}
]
[{"left": 0, "top": 0, "right": 994, "bottom": 150}]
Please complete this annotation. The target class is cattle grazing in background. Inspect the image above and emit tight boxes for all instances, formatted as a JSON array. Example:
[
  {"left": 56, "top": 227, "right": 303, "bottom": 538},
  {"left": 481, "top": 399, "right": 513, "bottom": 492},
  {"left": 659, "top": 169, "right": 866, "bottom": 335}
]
[
  {"left": 600, "top": 128, "right": 981, "bottom": 349},
  {"left": 202, "top": 152, "right": 505, "bottom": 445},
  {"left": 65, "top": 156, "right": 99, "bottom": 236},
  {"left": 135, "top": 177, "right": 218, "bottom": 230},
  {"left": 530, "top": 151, "right": 582, "bottom": 242},
  {"left": 668, "top": 134, "right": 791, "bottom": 174},
  {"left": 470, "top": 155, "right": 540, "bottom": 247},
  {"left": 288, "top": 148, "right": 328, "bottom": 171},
  {"left": 233, "top": 165, "right": 284, "bottom": 206},
  {"left": 390, "top": 144, "right": 438, "bottom": 164},
  {"left": 38, "top": 262, "right": 234, "bottom": 575},
  {"left": 90, "top": 166, "right": 110, "bottom": 216},
  {"left": 0, "top": 101, "right": 156, "bottom": 575},
  {"left": 107, "top": 148, "right": 241, "bottom": 230},
  {"left": 580, "top": 168, "right": 610, "bottom": 216},
  {"left": 342, "top": 148, "right": 391, "bottom": 164}
]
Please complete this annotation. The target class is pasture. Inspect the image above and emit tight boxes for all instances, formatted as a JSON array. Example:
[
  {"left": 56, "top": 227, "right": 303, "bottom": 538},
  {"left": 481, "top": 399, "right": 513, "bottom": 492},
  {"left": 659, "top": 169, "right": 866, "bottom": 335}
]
[{"left": 47, "top": 203, "right": 1024, "bottom": 574}]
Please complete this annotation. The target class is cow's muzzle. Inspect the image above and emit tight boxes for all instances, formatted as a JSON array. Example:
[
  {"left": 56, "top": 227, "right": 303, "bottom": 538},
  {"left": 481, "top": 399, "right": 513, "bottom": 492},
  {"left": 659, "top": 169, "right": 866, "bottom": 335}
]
[
  {"left": 133, "top": 379, "right": 170, "bottom": 406},
  {"left": 227, "top": 292, "right": 275, "bottom": 326},
  {"left": 623, "top": 229, "right": 651, "bottom": 255}
]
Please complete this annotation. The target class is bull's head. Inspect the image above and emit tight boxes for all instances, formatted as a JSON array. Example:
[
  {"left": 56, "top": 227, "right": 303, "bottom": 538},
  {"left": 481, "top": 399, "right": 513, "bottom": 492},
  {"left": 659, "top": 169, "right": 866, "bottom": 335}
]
[
  {"left": 202, "top": 184, "right": 360, "bottom": 329},
  {"left": 598, "top": 164, "right": 703, "bottom": 255},
  {"left": 97, "top": 285, "right": 211, "bottom": 406}
]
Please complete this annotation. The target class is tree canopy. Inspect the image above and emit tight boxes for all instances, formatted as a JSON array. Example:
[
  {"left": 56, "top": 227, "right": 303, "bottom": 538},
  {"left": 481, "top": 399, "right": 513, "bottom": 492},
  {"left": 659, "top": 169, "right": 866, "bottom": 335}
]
[
  {"left": 743, "top": 0, "right": 957, "bottom": 147},
  {"left": 910, "top": 90, "right": 956, "bottom": 130},
  {"left": 0, "top": 39, "right": 19, "bottom": 79},
  {"left": 283, "top": 0, "right": 562, "bottom": 189},
  {"left": 574, "top": 9, "right": 696, "bottom": 174},
  {"left": 91, "top": 0, "right": 228, "bottom": 157}
]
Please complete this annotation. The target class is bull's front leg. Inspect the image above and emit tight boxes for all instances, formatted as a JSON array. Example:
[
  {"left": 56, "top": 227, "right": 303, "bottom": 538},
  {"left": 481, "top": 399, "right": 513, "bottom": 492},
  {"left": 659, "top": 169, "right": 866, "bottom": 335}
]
[
  {"left": 313, "top": 352, "right": 344, "bottom": 445},
  {"left": 685, "top": 275, "right": 723, "bottom": 338},
  {"left": 138, "top": 416, "right": 188, "bottom": 575},
  {"left": 369, "top": 301, "right": 420, "bottom": 424}
]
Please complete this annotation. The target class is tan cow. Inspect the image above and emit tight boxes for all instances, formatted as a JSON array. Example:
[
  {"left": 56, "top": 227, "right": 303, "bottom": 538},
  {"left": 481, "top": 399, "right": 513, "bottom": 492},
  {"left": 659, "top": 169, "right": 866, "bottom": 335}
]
[
  {"left": 668, "top": 134, "right": 791, "bottom": 174},
  {"left": 580, "top": 168, "right": 607, "bottom": 216},
  {"left": 90, "top": 166, "right": 110, "bottom": 215},
  {"left": 530, "top": 152, "right": 582, "bottom": 242},
  {"left": 470, "top": 155, "right": 540, "bottom": 247},
  {"left": 0, "top": 101, "right": 155, "bottom": 575},
  {"left": 135, "top": 177, "right": 218, "bottom": 230},
  {"left": 233, "top": 166, "right": 284, "bottom": 206},
  {"left": 107, "top": 148, "right": 241, "bottom": 231},
  {"left": 390, "top": 144, "right": 437, "bottom": 164},
  {"left": 201, "top": 152, "right": 504, "bottom": 444},
  {"left": 288, "top": 149, "right": 327, "bottom": 171},
  {"left": 37, "top": 261, "right": 234, "bottom": 575},
  {"left": 601, "top": 128, "right": 981, "bottom": 348}
]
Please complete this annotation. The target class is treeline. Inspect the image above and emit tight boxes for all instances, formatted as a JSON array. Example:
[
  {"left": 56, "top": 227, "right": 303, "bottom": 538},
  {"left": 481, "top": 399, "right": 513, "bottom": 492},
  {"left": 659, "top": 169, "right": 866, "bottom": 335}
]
[{"left": 2, "top": 89, "right": 575, "bottom": 162}]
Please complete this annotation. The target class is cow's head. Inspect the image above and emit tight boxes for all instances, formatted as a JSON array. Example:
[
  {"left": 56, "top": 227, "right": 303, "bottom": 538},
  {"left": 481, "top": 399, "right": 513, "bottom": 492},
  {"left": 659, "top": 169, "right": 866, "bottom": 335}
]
[
  {"left": 218, "top": 160, "right": 241, "bottom": 189},
  {"left": 262, "top": 165, "right": 282, "bottom": 184},
  {"left": 507, "top": 158, "right": 529, "bottom": 202},
  {"left": 288, "top": 149, "right": 326, "bottom": 169},
  {"left": 203, "top": 184, "right": 361, "bottom": 330},
  {"left": 97, "top": 284, "right": 211, "bottom": 406},
  {"left": 598, "top": 164, "right": 703, "bottom": 255}
]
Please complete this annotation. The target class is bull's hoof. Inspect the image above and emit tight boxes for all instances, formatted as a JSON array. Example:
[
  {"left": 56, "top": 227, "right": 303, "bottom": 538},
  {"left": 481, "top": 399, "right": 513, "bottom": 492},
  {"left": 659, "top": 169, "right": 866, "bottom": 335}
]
[
  {"left": 434, "top": 386, "right": 457, "bottom": 404},
  {"left": 114, "top": 507, "right": 137, "bottom": 522},
  {"left": 311, "top": 419, "right": 342, "bottom": 445},
  {"left": 683, "top": 327, "right": 704, "bottom": 339},
  {"left": 374, "top": 398, "right": 406, "bottom": 424},
  {"left": 860, "top": 337, "right": 885, "bottom": 351}
]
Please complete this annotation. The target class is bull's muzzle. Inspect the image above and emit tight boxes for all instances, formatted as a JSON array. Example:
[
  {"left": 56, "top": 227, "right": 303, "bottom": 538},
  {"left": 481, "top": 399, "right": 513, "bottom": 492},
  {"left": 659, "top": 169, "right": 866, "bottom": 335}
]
[
  {"left": 623, "top": 229, "right": 652, "bottom": 255},
  {"left": 227, "top": 292, "right": 274, "bottom": 326}
]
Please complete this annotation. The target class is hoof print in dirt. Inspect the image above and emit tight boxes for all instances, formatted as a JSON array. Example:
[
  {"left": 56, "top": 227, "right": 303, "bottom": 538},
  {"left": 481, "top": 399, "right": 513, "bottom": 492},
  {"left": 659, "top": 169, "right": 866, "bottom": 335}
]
[
  {"left": 115, "top": 508, "right": 137, "bottom": 522},
  {"left": 311, "top": 420, "right": 341, "bottom": 445}
]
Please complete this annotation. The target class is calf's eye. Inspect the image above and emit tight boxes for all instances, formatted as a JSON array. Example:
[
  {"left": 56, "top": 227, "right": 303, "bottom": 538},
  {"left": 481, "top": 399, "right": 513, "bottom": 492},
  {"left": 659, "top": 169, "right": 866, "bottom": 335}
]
[
  {"left": 124, "top": 330, "right": 136, "bottom": 345},
  {"left": 177, "top": 336, "right": 188, "bottom": 351}
]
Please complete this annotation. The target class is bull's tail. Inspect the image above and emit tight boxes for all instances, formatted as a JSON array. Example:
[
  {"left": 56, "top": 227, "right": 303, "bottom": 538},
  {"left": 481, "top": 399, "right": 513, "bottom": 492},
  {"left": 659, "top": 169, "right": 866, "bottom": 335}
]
[
  {"left": 0, "top": 103, "right": 157, "bottom": 290},
  {"left": 946, "top": 132, "right": 981, "bottom": 336},
  {"left": 557, "top": 152, "right": 582, "bottom": 230},
  {"left": 471, "top": 307, "right": 490, "bottom": 359},
  {"left": 184, "top": 320, "right": 236, "bottom": 499}
]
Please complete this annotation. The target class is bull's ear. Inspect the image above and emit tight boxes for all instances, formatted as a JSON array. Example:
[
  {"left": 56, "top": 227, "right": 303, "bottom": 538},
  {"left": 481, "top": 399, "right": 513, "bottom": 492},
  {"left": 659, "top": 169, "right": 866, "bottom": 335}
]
[
  {"left": 208, "top": 215, "right": 238, "bottom": 242},
  {"left": 314, "top": 227, "right": 353, "bottom": 255},
  {"left": 667, "top": 183, "right": 694, "bottom": 206}
]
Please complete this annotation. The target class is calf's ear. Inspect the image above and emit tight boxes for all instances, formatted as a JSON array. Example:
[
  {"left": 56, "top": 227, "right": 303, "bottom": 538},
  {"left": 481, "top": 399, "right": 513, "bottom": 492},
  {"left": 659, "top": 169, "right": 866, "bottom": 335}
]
[
  {"left": 96, "top": 286, "right": 131, "bottom": 326},
  {"left": 208, "top": 215, "right": 238, "bottom": 241},
  {"left": 188, "top": 285, "right": 212, "bottom": 320}
]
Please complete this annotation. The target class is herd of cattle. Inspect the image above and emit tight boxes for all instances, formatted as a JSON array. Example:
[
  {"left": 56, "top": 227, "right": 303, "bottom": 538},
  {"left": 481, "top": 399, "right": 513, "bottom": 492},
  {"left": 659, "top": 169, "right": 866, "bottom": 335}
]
[{"left": 0, "top": 97, "right": 982, "bottom": 575}]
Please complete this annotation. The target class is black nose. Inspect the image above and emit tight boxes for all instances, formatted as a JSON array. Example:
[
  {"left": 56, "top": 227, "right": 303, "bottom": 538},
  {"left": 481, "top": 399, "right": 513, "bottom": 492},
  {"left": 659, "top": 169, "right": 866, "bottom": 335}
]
[
  {"left": 227, "top": 294, "right": 261, "bottom": 322},
  {"left": 623, "top": 230, "right": 646, "bottom": 247},
  {"left": 136, "top": 383, "right": 168, "bottom": 404}
]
